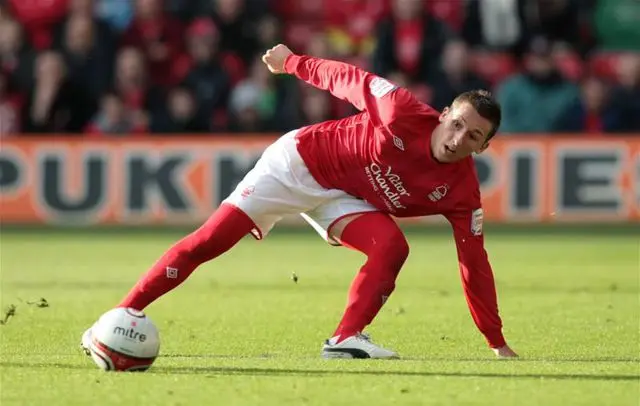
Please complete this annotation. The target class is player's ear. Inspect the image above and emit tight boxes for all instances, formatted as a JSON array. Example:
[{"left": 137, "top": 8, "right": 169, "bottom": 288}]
[
  {"left": 477, "top": 127, "right": 495, "bottom": 153},
  {"left": 439, "top": 107, "right": 450, "bottom": 122},
  {"left": 477, "top": 141, "right": 490, "bottom": 154}
]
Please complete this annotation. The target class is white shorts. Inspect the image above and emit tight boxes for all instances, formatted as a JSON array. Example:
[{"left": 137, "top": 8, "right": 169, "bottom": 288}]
[{"left": 223, "top": 130, "right": 378, "bottom": 245}]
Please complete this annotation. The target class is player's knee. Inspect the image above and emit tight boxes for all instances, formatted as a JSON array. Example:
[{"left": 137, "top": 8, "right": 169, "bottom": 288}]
[{"left": 374, "top": 234, "right": 409, "bottom": 271}]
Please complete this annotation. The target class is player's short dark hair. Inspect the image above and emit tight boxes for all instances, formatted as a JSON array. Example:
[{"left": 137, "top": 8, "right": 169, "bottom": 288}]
[{"left": 453, "top": 90, "right": 501, "bottom": 142}]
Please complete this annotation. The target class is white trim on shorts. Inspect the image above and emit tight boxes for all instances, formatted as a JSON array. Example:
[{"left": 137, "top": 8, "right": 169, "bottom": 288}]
[{"left": 222, "top": 130, "right": 379, "bottom": 244}]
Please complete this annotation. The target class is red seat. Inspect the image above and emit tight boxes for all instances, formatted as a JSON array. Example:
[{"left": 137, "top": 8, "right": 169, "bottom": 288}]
[
  {"left": 343, "top": 55, "right": 371, "bottom": 70},
  {"left": 426, "top": 0, "right": 464, "bottom": 31},
  {"left": 171, "top": 53, "right": 193, "bottom": 84},
  {"left": 220, "top": 53, "right": 246, "bottom": 86},
  {"left": 284, "top": 21, "right": 323, "bottom": 51},
  {"left": 409, "top": 83, "right": 433, "bottom": 105},
  {"left": 273, "top": 0, "right": 324, "bottom": 20},
  {"left": 554, "top": 51, "right": 584, "bottom": 81},
  {"left": 469, "top": 51, "right": 518, "bottom": 86},
  {"left": 590, "top": 52, "right": 624, "bottom": 81}
]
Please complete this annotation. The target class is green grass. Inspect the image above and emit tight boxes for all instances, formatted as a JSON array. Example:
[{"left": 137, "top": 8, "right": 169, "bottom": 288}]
[{"left": 1, "top": 227, "right": 639, "bottom": 405}]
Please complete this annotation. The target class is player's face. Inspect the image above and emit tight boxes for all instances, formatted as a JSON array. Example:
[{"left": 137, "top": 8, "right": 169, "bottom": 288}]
[{"left": 435, "top": 102, "right": 494, "bottom": 163}]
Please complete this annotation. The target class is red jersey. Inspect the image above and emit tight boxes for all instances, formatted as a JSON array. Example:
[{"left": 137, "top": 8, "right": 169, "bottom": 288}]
[
  {"left": 284, "top": 55, "right": 506, "bottom": 348},
  {"left": 8, "top": 0, "right": 68, "bottom": 49}
]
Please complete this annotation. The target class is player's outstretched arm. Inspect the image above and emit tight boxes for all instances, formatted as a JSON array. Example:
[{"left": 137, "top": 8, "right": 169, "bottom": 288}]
[
  {"left": 261, "top": 44, "right": 293, "bottom": 74},
  {"left": 261, "top": 44, "right": 422, "bottom": 127},
  {"left": 445, "top": 210, "right": 518, "bottom": 359}
]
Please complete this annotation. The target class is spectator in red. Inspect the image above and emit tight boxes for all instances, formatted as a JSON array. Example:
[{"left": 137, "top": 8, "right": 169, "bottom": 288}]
[
  {"left": 22, "top": 51, "right": 74, "bottom": 133},
  {"left": 0, "top": 72, "right": 23, "bottom": 136},
  {"left": 430, "top": 38, "right": 490, "bottom": 111},
  {"left": 372, "top": 0, "right": 452, "bottom": 84},
  {"left": 324, "top": 0, "right": 389, "bottom": 57},
  {"left": 86, "top": 91, "right": 147, "bottom": 136},
  {"left": 7, "top": 0, "right": 68, "bottom": 49},
  {"left": 121, "top": 0, "right": 184, "bottom": 87},
  {"left": 111, "top": 46, "right": 163, "bottom": 129},
  {"left": 0, "top": 17, "right": 36, "bottom": 94},
  {"left": 565, "top": 75, "right": 619, "bottom": 134},
  {"left": 181, "top": 18, "right": 231, "bottom": 132}
]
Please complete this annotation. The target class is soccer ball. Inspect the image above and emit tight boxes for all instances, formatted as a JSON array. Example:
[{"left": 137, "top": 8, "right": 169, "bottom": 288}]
[{"left": 88, "top": 308, "right": 160, "bottom": 372}]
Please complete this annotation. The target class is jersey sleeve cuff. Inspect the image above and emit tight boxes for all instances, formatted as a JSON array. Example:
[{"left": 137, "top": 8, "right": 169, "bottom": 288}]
[{"left": 284, "top": 54, "right": 303, "bottom": 74}]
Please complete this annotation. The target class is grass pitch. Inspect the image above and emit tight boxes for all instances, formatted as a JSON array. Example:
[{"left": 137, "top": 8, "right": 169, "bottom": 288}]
[{"left": 1, "top": 226, "right": 638, "bottom": 405}]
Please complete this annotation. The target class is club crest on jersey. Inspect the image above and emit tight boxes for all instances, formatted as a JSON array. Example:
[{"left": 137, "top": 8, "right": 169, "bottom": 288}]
[
  {"left": 427, "top": 184, "right": 449, "bottom": 202},
  {"left": 241, "top": 185, "right": 255, "bottom": 199}
]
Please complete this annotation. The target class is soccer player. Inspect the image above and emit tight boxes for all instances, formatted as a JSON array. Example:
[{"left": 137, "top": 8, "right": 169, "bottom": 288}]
[{"left": 82, "top": 44, "right": 518, "bottom": 359}]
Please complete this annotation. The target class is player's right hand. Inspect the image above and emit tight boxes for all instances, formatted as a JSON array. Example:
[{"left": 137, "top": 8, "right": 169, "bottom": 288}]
[
  {"left": 262, "top": 44, "right": 293, "bottom": 74},
  {"left": 492, "top": 344, "right": 519, "bottom": 359}
]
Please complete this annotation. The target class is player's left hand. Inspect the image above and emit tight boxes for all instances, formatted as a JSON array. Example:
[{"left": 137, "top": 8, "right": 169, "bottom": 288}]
[
  {"left": 492, "top": 344, "right": 518, "bottom": 359},
  {"left": 262, "top": 44, "right": 293, "bottom": 74}
]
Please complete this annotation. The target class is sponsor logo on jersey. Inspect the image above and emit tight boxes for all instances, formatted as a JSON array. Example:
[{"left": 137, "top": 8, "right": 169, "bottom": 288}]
[
  {"left": 364, "top": 163, "right": 410, "bottom": 211},
  {"left": 471, "top": 208, "right": 484, "bottom": 236},
  {"left": 369, "top": 77, "right": 397, "bottom": 98},
  {"left": 427, "top": 184, "right": 449, "bottom": 202}
]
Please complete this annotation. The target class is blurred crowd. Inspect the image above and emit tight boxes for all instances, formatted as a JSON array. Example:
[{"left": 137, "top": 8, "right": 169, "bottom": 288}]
[{"left": 0, "top": 0, "right": 639, "bottom": 137}]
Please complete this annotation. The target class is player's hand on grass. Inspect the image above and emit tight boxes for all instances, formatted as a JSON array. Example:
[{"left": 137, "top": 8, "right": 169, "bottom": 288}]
[
  {"left": 262, "top": 44, "right": 293, "bottom": 74},
  {"left": 492, "top": 344, "right": 518, "bottom": 359}
]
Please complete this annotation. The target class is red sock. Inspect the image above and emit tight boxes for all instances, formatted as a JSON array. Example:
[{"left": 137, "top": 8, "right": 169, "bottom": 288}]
[
  {"left": 118, "top": 203, "right": 255, "bottom": 310},
  {"left": 332, "top": 213, "right": 409, "bottom": 342}
]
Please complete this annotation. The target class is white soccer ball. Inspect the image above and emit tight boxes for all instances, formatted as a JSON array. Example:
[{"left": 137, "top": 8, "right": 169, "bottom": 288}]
[{"left": 88, "top": 308, "right": 160, "bottom": 372}]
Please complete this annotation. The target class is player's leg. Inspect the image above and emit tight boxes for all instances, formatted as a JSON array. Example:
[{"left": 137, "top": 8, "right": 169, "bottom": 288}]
[
  {"left": 324, "top": 212, "right": 408, "bottom": 358},
  {"left": 116, "top": 203, "right": 255, "bottom": 310},
  {"left": 303, "top": 198, "right": 408, "bottom": 358},
  {"left": 82, "top": 130, "right": 340, "bottom": 352},
  {"left": 115, "top": 131, "right": 322, "bottom": 312},
  {"left": 329, "top": 212, "right": 408, "bottom": 338},
  {"left": 81, "top": 202, "right": 254, "bottom": 354}
]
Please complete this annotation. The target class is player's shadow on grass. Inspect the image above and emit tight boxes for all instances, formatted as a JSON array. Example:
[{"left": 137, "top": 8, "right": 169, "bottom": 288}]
[
  {"left": 156, "top": 366, "right": 639, "bottom": 381},
  {"left": 1, "top": 362, "right": 637, "bottom": 382}
]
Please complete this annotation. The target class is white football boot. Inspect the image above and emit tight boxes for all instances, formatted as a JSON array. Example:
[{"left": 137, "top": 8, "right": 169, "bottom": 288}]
[
  {"left": 80, "top": 323, "right": 96, "bottom": 356},
  {"left": 321, "top": 333, "right": 398, "bottom": 359}
]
